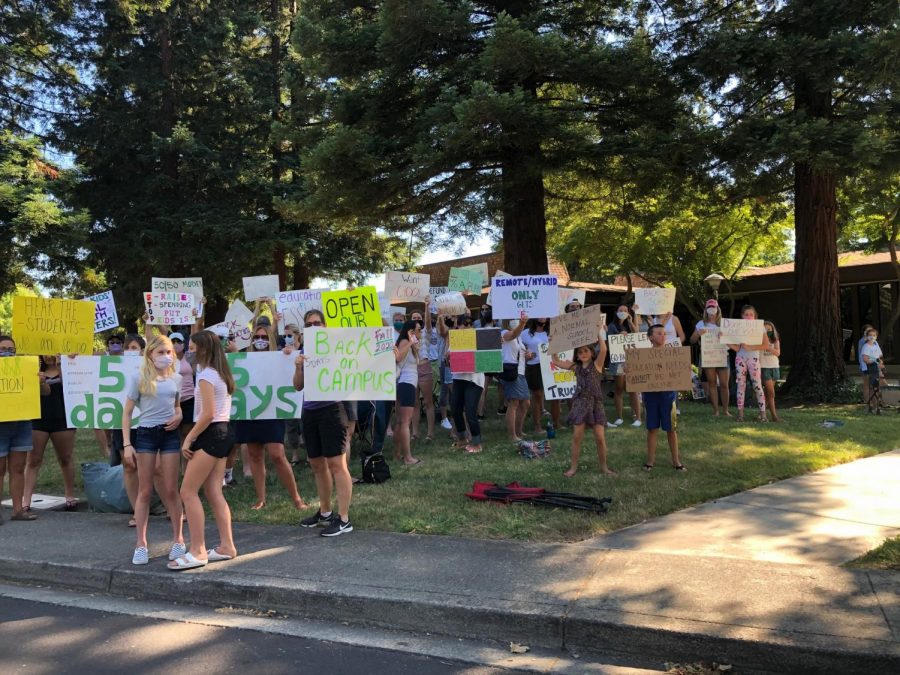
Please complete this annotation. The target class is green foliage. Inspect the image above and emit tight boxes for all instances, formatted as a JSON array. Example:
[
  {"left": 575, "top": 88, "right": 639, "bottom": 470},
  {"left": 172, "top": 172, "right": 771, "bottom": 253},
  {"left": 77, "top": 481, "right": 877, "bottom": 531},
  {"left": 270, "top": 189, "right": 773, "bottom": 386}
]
[
  {"left": 846, "top": 536, "right": 900, "bottom": 571},
  {"left": 0, "top": 285, "right": 39, "bottom": 334}
]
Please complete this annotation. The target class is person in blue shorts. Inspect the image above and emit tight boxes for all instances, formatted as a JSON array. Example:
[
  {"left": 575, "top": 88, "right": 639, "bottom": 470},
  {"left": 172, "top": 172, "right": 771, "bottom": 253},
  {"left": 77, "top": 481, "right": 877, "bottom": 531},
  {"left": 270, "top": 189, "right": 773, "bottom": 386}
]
[{"left": 640, "top": 325, "right": 686, "bottom": 472}]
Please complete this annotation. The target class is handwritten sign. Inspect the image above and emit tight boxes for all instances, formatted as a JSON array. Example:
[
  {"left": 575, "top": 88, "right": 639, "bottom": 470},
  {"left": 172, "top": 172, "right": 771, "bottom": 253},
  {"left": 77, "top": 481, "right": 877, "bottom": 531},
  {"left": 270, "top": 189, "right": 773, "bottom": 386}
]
[
  {"left": 490, "top": 275, "right": 560, "bottom": 320},
  {"left": 448, "top": 267, "right": 484, "bottom": 294},
  {"left": 0, "top": 356, "right": 40, "bottom": 422},
  {"left": 208, "top": 300, "right": 254, "bottom": 351},
  {"left": 624, "top": 346, "right": 692, "bottom": 393},
  {"left": 457, "top": 263, "right": 489, "bottom": 286},
  {"left": 151, "top": 277, "right": 203, "bottom": 308},
  {"left": 144, "top": 291, "right": 195, "bottom": 326},
  {"left": 276, "top": 288, "right": 326, "bottom": 333},
  {"left": 633, "top": 287, "right": 676, "bottom": 316},
  {"left": 607, "top": 332, "right": 651, "bottom": 364},
  {"left": 322, "top": 287, "right": 382, "bottom": 328},
  {"left": 86, "top": 290, "right": 119, "bottom": 333},
  {"left": 303, "top": 327, "right": 396, "bottom": 401},
  {"left": 701, "top": 332, "right": 728, "bottom": 368},
  {"left": 448, "top": 328, "right": 503, "bottom": 373},
  {"left": 434, "top": 291, "right": 467, "bottom": 317},
  {"left": 548, "top": 305, "right": 606, "bottom": 353},
  {"left": 719, "top": 319, "right": 765, "bottom": 344},
  {"left": 385, "top": 271, "right": 430, "bottom": 303},
  {"left": 538, "top": 342, "right": 575, "bottom": 400},
  {"left": 243, "top": 275, "right": 280, "bottom": 302},
  {"left": 62, "top": 354, "right": 143, "bottom": 429},
  {"left": 226, "top": 352, "right": 304, "bottom": 419},
  {"left": 558, "top": 288, "right": 587, "bottom": 314},
  {"left": 12, "top": 296, "right": 95, "bottom": 355}
]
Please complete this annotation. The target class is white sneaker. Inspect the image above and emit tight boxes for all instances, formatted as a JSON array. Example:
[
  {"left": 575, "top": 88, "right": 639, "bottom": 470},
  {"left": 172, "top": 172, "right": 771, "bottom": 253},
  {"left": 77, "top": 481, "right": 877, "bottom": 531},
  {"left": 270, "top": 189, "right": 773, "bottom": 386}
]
[
  {"left": 168, "top": 542, "right": 187, "bottom": 561},
  {"left": 631, "top": 419, "right": 642, "bottom": 427},
  {"left": 606, "top": 422, "right": 617, "bottom": 429},
  {"left": 612, "top": 418, "right": 624, "bottom": 426},
  {"left": 440, "top": 418, "right": 452, "bottom": 430},
  {"left": 132, "top": 546, "right": 149, "bottom": 565}
]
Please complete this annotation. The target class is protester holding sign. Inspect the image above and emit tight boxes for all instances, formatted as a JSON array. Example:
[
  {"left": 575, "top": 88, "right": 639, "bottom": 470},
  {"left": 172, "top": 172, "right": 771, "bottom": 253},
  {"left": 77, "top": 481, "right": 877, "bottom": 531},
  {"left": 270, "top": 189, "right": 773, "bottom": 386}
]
[
  {"left": 171, "top": 331, "right": 238, "bottom": 569},
  {"left": 727, "top": 306, "right": 767, "bottom": 423},
  {"left": 689, "top": 299, "right": 731, "bottom": 417},
  {"left": 394, "top": 320, "right": 423, "bottom": 466},
  {"left": 521, "top": 318, "right": 560, "bottom": 435},
  {"left": 551, "top": 324, "right": 616, "bottom": 478},
  {"left": 760, "top": 321, "right": 782, "bottom": 422},
  {"left": 409, "top": 309, "right": 435, "bottom": 443},
  {"left": 425, "top": 298, "right": 452, "bottom": 432},
  {"left": 636, "top": 325, "right": 685, "bottom": 472},
  {"left": 606, "top": 306, "right": 642, "bottom": 428},
  {"left": 121, "top": 335, "right": 185, "bottom": 566},
  {"left": 293, "top": 310, "right": 354, "bottom": 537},
  {"left": 0, "top": 336, "right": 40, "bottom": 522},
  {"left": 500, "top": 313, "right": 529, "bottom": 442},
  {"left": 24, "top": 354, "right": 78, "bottom": 513},
  {"left": 448, "top": 319, "right": 485, "bottom": 454}
]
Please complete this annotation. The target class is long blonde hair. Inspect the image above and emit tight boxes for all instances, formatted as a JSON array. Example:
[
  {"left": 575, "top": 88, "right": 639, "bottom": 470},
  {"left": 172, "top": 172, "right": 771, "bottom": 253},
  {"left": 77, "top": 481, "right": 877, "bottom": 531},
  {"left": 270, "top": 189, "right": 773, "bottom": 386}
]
[{"left": 139, "top": 335, "right": 177, "bottom": 396}]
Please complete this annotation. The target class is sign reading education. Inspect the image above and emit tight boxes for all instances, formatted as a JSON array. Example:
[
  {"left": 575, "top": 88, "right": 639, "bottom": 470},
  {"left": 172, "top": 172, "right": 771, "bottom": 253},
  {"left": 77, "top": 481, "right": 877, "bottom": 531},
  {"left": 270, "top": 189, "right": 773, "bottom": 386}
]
[
  {"left": 242, "top": 275, "right": 280, "bottom": 302},
  {"left": 144, "top": 291, "right": 195, "bottom": 326},
  {"left": 548, "top": 305, "right": 606, "bottom": 353},
  {"left": 385, "top": 271, "right": 430, "bottom": 303},
  {"left": 12, "top": 296, "right": 95, "bottom": 356},
  {"left": 86, "top": 290, "right": 119, "bottom": 333},
  {"left": 719, "top": 318, "right": 765, "bottom": 344},
  {"left": 276, "top": 288, "right": 326, "bottom": 333},
  {"left": 62, "top": 354, "right": 143, "bottom": 429},
  {"left": 448, "top": 328, "right": 503, "bottom": 373},
  {"left": 633, "top": 287, "right": 676, "bottom": 316},
  {"left": 0, "top": 356, "right": 41, "bottom": 422},
  {"left": 303, "top": 327, "right": 396, "bottom": 401},
  {"left": 322, "top": 286, "right": 382, "bottom": 328},
  {"left": 538, "top": 342, "right": 575, "bottom": 400},
  {"left": 490, "top": 275, "right": 560, "bottom": 320},
  {"left": 701, "top": 332, "right": 728, "bottom": 368},
  {"left": 226, "top": 352, "right": 304, "bottom": 420},
  {"left": 624, "top": 346, "right": 692, "bottom": 393}
]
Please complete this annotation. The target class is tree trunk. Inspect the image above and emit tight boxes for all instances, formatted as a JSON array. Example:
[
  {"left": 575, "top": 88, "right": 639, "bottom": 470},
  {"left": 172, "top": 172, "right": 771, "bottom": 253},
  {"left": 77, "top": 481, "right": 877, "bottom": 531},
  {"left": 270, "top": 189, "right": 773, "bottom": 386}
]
[
  {"left": 501, "top": 160, "right": 549, "bottom": 276},
  {"left": 292, "top": 257, "right": 311, "bottom": 289}
]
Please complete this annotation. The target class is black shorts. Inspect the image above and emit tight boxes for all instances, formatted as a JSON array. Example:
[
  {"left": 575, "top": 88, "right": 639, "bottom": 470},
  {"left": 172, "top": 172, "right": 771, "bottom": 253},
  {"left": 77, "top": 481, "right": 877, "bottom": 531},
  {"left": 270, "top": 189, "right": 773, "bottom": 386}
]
[
  {"left": 342, "top": 400, "right": 358, "bottom": 422},
  {"left": 31, "top": 418, "right": 73, "bottom": 434},
  {"left": 302, "top": 404, "right": 347, "bottom": 459},
  {"left": 191, "top": 422, "right": 234, "bottom": 459},
  {"left": 180, "top": 398, "right": 195, "bottom": 426},
  {"left": 397, "top": 382, "right": 417, "bottom": 407},
  {"left": 234, "top": 419, "right": 285, "bottom": 445},
  {"left": 524, "top": 363, "right": 543, "bottom": 392},
  {"left": 108, "top": 429, "right": 124, "bottom": 467}
]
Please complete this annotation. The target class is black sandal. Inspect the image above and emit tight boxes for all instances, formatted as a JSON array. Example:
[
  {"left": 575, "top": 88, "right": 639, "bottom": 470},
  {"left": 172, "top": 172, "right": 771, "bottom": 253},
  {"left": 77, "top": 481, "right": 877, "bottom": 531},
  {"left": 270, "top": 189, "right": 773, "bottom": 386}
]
[
  {"left": 642, "top": 464, "right": 654, "bottom": 471},
  {"left": 674, "top": 464, "right": 687, "bottom": 471}
]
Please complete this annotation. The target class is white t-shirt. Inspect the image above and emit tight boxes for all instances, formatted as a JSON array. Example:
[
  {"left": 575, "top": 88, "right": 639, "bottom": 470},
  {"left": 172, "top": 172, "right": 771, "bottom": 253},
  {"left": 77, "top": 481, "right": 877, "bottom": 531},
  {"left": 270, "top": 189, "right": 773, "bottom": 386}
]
[
  {"left": 453, "top": 371, "right": 485, "bottom": 388},
  {"left": 501, "top": 331, "right": 526, "bottom": 376},
  {"left": 520, "top": 330, "right": 548, "bottom": 366},
  {"left": 397, "top": 344, "right": 418, "bottom": 386},
  {"left": 126, "top": 372, "right": 182, "bottom": 427},
  {"left": 194, "top": 367, "right": 232, "bottom": 423},
  {"left": 861, "top": 341, "right": 883, "bottom": 367}
]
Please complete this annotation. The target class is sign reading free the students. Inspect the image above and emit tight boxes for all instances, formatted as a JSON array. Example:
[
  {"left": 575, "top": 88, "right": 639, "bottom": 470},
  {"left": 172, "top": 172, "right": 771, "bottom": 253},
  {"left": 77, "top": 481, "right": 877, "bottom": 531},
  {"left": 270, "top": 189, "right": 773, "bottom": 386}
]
[
  {"left": 490, "top": 275, "right": 559, "bottom": 319},
  {"left": 303, "top": 327, "right": 396, "bottom": 401}
]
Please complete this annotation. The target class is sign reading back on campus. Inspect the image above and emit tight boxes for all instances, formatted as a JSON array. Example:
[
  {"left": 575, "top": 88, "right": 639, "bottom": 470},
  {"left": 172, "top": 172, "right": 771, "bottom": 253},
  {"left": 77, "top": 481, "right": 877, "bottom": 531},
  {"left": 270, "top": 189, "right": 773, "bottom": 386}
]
[
  {"left": 490, "top": 275, "right": 559, "bottom": 319},
  {"left": 12, "top": 296, "right": 95, "bottom": 356},
  {"left": 303, "top": 327, "right": 396, "bottom": 401},
  {"left": 633, "top": 287, "right": 676, "bottom": 316},
  {"left": 321, "top": 287, "right": 382, "bottom": 328},
  {"left": 624, "top": 346, "right": 692, "bottom": 393},
  {"left": 0, "top": 356, "right": 41, "bottom": 422}
]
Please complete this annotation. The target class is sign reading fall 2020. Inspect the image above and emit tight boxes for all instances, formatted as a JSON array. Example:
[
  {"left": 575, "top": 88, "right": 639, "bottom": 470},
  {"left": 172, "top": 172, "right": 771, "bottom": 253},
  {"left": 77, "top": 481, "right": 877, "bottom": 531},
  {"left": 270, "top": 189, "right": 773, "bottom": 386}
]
[
  {"left": 303, "top": 327, "right": 396, "bottom": 401},
  {"left": 0, "top": 356, "right": 41, "bottom": 422},
  {"left": 12, "top": 296, "right": 96, "bottom": 356}
]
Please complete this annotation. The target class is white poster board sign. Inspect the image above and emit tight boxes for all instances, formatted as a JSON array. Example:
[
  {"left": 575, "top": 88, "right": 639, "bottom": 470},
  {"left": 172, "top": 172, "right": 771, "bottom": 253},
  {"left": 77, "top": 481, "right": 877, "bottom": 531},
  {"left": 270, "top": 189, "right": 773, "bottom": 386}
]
[
  {"left": 538, "top": 342, "right": 575, "bottom": 400},
  {"left": 633, "top": 287, "right": 676, "bottom": 316},
  {"left": 607, "top": 332, "right": 651, "bottom": 364},
  {"left": 62, "top": 354, "right": 142, "bottom": 429},
  {"left": 86, "top": 290, "right": 119, "bottom": 333},
  {"left": 151, "top": 277, "right": 203, "bottom": 305},
  {"left": 490, "top": 275, "right": 560, "bottom": 320},
  {"left": 243, "top": 275, "right": 280, "bottom": 302},
  {"left": 226, "top": 352, "right": 304, "bottom": 420},
  {"left": 385, "top": 271, "right": 430, "bottom": 303},
  {"left": 303, "top": 327, "right": 397, "bottom": 401},
  {"left": 144, "top": 292, "right": 196, "bottom": 326},
  {"left": 701, "top": 332, "right": 728, "bottom": 368},
  {"left": 719, "top": 319, "right": 765, "bottom": 344},
  {"left": 277, "top": 288, "right": 327, "bottom": 333},
  {"left": 209, "top": 300, "right": 254, "bottom": 351}
]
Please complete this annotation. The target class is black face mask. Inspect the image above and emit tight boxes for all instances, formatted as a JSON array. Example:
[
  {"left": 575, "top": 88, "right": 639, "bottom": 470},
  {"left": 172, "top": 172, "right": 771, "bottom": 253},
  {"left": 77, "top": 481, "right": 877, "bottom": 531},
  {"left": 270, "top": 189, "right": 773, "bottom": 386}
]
[
  {"left": 481, "top": 311, "right": 492, "bottom": 323},
  {"left": 444, "top": 317, "right": 455, "bottom": 327}
]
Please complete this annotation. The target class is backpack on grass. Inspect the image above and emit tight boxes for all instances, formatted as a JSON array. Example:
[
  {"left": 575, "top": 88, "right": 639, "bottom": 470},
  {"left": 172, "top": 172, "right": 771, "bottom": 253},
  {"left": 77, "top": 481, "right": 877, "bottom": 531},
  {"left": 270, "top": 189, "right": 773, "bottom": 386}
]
[{"left": 360, "top": 452, "right": 391, "bottom": 484}]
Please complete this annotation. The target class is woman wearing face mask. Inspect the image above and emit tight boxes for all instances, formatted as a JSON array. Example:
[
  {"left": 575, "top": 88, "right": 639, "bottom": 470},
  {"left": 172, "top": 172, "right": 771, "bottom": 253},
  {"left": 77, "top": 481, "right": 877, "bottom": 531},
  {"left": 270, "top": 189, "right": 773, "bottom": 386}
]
[
  {"left": 727, "top": 305, "right": 767, "bottom": 422},
  {"left": 238, "top": 324, "right": 307, "bottom": 511},
  {"left": 606, "top": 305, "right": 642, "bottom": 427},
  {"left": 759, "top": 321, "right": 782, "bottom": 422},
  {"left": 521, "top": 318, "right": 554, "bottom": 435},
  {"left": 24, "top": 354, "right": 78, "bottom": 512},
  {"left": 394, "top": 320, "right": 423, "bottom": 465},
  {"left": 409, "top": 310, "right": 435, "bottom": 443},
  {"left": 121, "top": 335, "right": 185, "bottom": 565},
  {"left": 689, "top": 299, "right": 731, "bottom": 417},
  {"left": 280, "top": 323, "right": 305, "bottom": 466}
]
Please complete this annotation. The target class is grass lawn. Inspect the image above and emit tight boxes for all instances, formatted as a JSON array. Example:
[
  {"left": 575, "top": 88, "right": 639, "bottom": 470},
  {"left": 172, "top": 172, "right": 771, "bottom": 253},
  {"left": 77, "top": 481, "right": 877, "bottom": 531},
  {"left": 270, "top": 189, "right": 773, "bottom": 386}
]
[
  {"left": 25, "top": 393, "right": 899, "bottom": 542},
  {"left": 846, "top": 537, "right": 900, "bottom": 571}
]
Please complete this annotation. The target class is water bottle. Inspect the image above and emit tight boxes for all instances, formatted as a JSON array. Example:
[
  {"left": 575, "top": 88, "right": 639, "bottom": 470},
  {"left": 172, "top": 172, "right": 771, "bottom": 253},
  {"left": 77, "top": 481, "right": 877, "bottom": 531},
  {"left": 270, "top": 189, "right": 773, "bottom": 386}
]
[{"left": 546, "top": 420, "right": 556, "bottom": 439}]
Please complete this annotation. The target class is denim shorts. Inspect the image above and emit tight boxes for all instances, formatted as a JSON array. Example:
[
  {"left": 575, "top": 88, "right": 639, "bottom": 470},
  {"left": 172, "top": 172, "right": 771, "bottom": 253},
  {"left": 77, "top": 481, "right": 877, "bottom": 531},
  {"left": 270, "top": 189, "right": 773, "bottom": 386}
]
[
  {"left": 0, "top": 420, "right": 33, "bottom": 457},
  {"left": 134, "top": 425, "right": 181, "bottom": 454}
]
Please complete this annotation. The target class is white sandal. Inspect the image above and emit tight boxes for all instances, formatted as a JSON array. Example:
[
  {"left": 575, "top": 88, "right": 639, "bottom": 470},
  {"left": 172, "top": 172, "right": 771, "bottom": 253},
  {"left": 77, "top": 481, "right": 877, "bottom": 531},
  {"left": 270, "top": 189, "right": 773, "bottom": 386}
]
[
  {"left": 167, "top": 552, "right": 207, "bottom": 571},
  {"left": 206, "top": 548, "right": 235, "bottom": 562}
]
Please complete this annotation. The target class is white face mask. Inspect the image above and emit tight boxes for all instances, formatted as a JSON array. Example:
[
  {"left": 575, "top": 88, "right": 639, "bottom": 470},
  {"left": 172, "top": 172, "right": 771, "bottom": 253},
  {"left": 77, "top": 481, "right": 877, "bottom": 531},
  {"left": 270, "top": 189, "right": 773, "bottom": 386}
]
[
  {"left": 616, "top": 311, "right": 628, "bottom": 321},
  {"left": 153, "top": 355, "right": 173, "bottom": 369},
  {"left": 253, "top": 339, "right": 269, "bottom": 350},
  {"left": 508, "top": 320, "right": 519, "bottom": 330},
  {"left": 706, "top": 307, "right": 717, "bottom": 316},
  {"left": 867, "top": 335, "right": 876, "bottom": 342},
  {"left": 284, "top": 335, "right": 294, "bottom": 345}
]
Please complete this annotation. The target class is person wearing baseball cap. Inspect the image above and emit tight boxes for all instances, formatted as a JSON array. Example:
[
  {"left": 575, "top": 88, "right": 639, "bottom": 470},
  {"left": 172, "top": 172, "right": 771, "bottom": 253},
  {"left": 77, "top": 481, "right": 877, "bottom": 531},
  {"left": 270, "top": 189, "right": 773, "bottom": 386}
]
[{"left": 689, "top": 298, "right": 731, "bottom": 417}]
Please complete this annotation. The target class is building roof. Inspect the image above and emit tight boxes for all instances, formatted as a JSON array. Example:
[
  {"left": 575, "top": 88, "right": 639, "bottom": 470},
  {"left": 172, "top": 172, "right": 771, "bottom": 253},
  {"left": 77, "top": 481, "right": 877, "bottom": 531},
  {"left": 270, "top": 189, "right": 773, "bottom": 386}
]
[
  {"left": 739, "top": 251, "right": 895, "bottom": 279},
  {"left": 732, "top": 249, "right": 896, "bottom": 294},
  {"left": 417, "top": 251, "right": 571, "bottom": 286}
]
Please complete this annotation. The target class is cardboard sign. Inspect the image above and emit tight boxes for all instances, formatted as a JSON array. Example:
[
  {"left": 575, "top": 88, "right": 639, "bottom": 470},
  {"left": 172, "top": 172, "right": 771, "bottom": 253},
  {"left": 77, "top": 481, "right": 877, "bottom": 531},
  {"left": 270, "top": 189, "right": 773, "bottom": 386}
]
[
  {"left": 448, "top": 267, "right": 484, "bottom": 294},
  {"left": 720, "top": 319, "right": 765, "bottom": 344},
  {"left": 558, "top": 288, "right": 587, "bottom": 314},
  {"left": 490, "top": 275, "right": 560, "bottom": 320},
  {"left": 243, "top": 275, "right": 280, "bottom": 302},
  {"left": 86, "top": 290, "right": 119, "bottom": 333},
  {"left": 385, "top": 271, "right": 430, "bottom": 303},
  {"left": 633, "top": 287, "right": 676, "bottom": 316},
  {"left": 548, "top": 305, "right": 606, "bottom": 353},
  {"left": 303, "top": 327, "right": 396, "bottom": 401},
  {"left": 226, "top": 352, "right": 304, "bottom": 420},
  {"left": 624, "top": 346, "right": 692, "bottom": 393},
  {"left": 448, "top": 328, "right": 503, "bottom": 373},
  {"left": 701, "top": 332, "right": 728, "bottom": 368},
  {"left": 538, "top": 342, "right": 575, "bottom": 400},
  {"left": 0, "top": 356, "right": 41, "bottom": 422},
  {"left": 62, "top": 354, "right": 143, "bottom": 429},
  {"left": 277, "top": 288, "right": 326, "bottom": 333},
  {"left": 208, "top": 300, "right": 255, "bottom": 351},
  {"left": 144, "top": 291, "right": 195, "bottom": 326},
  {"left": 607, "top": 332, "right": 651, "bottom": 364},
  {"left": 322, "top": 286, "right": 382, "bottom": 328},
  {"left": 12, "top": 296, "right": 95, "bottom": 356}
]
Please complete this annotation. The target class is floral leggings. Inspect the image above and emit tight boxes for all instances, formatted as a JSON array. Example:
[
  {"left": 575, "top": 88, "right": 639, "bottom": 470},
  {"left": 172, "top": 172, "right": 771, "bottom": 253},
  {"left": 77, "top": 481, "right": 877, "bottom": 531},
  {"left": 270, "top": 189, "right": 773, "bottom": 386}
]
[{"left": 735, "top": 355, "right": 765, "bottom": 414}]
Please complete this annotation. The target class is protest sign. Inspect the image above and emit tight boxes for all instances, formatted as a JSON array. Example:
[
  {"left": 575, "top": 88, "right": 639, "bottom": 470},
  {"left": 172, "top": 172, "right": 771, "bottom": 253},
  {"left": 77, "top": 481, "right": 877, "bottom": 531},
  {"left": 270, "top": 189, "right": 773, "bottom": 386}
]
[
  {"left": 457, "top": 262, "right": 489, "bottom": 286},
  {"left": 538, "top": 342, "right": 575, "bottom": 400},
  {"left": 692, "top": 373, "right": 706, "bottom": 400},
  {"left": 385, "top": 271, "right": 430, "bottom": 303},
  {"left": 558, "top": 288, "right": 587, "bottom": 314},
  {"left": 633, "top": 287, "right": 676, "bottom": 316},
  {"left": 448, "top": 267, "right": 484, "bottom": 294},
  {"left": 151, "top": 277, "right": 203, "bottom": 306},
  {"left": 428, "top": 286, "right": 449, "bottom": 298},
  {"left": 490, "top": 275, "right": 560, "bottom": 320},
  {"left": 276, "top": 288, "right": 326, "bottom": 333},
  {"left": 719, "top": 318, "right": 765, "bottom": 344},
  {"left": 12, "top": 296, "right": 95, "bottom": 356},
  {"left": 243, "top": 275, "right": 280, "bottom": 302},
  {"left": 208, "top": 300, "right": 254, "bottom": 351},
  {"left": 303, "top": 327, "right": 396, "bottom": 401},
  {"left": 448, "top": 328, "right": 503, "bottom": 373},
  {"left": 0, "top": 356, "right": 41, "bottom": 422},
  {"left": 322, "top": 286, "right": 382, "bottom": 328},
  {"left": 144, "top": 291, "right": 195, "bottom": 326},
  {"left": 548, "top": 305, "right": 606, "bottom": 353},
  {"left": 62, "top": 354, "right": 142, "bottom": 429},
  {"left": 86, "top": 290, "right": 119, "bottom": 333},
  {"left": 434, "top": 291, "right": 467, "bottom": 316},
  {"left": 377, "top": 292, "right": 404, "bottom": 322},
  {"left": 701, "top": 332, "right": 728, "bottom": 368},
  {"left": 226, "top": 352, "right": 304, "bottom": 420},
  {"left": 607, "top": 332, "right": 651, "bottom": 364},
  {"left": 624, "top": 346, "right": 692, "bottom": 393}
]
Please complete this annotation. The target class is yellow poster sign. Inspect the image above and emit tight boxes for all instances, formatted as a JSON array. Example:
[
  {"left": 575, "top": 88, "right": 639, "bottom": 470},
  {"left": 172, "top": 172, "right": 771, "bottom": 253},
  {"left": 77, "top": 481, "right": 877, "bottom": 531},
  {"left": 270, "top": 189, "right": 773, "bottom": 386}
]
[
  {"left": 0, "top": 356, "right": 41, "bottom": 422},
  {"left": 12, "top": 296, "right": 95, "bottom": 355},
  {"left": 321, "top": 287, "right": 382, "bottom": 328}
]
